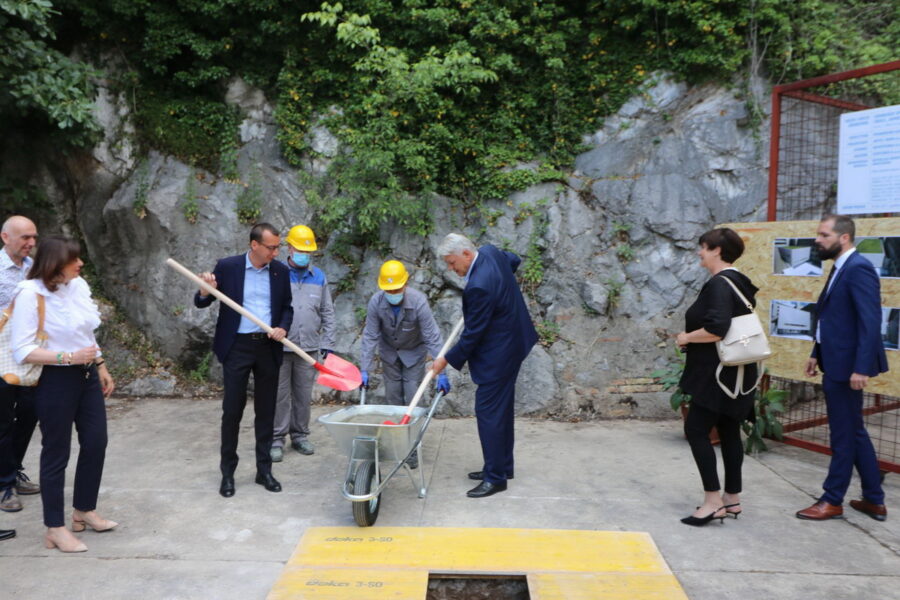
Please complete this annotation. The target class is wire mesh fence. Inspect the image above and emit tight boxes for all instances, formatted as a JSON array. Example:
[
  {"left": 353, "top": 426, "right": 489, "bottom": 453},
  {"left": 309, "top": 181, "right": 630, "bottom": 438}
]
[{"left": 770, "top": 376, "right": 900, "bottom": 473}]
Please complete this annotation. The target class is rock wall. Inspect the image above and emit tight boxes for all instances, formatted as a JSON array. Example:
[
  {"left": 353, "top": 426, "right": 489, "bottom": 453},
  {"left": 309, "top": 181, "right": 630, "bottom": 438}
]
[{"left": 38, "top": 73, "right": 771, "bottom": 417}]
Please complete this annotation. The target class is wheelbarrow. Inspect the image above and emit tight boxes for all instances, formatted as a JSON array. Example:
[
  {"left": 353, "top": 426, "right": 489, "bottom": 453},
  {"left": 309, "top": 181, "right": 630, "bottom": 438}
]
[{"left": 318, "top": 387, "right": 446, "bottom": 527}]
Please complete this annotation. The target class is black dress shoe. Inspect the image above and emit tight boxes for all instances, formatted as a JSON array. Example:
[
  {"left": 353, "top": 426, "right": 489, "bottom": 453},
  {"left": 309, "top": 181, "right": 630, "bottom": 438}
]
[
  {"left": 0, "top": 528, "right": 15, "bottom": 541},
  {"left": 467, "top": 480, "right": 507, "bottom": 498},
  {"left": 255, "top": 472, "right": 282, "bottom": 492},
  {"left": 468, "top": 471, "right": 514, "bottom": 481},
  {"left": 219, "top": 476, "right": 235, "bottom": 498}
]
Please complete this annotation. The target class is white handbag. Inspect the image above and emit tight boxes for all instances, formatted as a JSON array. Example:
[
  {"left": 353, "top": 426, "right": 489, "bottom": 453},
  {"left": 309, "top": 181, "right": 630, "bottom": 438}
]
[
  {"left": 715, "top": 276, "right": 771, "bottom": 399},
  {"left": 0, "top": 295, "right": 47, "bottom": 386}
]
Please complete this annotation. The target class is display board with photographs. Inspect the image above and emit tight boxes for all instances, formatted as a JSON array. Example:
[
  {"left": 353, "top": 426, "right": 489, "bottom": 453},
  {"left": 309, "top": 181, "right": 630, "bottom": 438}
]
[
  {"left": 773, "top": 236, "right": 900, "bottom": 278},
  {"left": 720, "top": 218, "right": 900, "bottom": 396}
]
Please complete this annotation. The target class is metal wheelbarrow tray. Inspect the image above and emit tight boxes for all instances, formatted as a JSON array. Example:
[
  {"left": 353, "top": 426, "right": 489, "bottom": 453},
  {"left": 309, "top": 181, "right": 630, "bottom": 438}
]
[{"left": 318, "top": 391, "right": 445, "bottom": 526}]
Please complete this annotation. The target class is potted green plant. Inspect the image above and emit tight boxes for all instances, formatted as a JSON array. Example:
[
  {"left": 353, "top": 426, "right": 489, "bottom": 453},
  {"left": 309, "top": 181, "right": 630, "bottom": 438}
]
[
  {"left": 742, "top": 379, "right": 786, "bottom": 454},
  {"left": 651, "top": 347, "right": 691, "bottom": 414}
]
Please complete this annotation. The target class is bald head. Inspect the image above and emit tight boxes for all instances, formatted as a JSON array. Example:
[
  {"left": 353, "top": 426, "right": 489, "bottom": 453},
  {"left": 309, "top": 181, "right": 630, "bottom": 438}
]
[{"left": 1, "top": 216, "right": 38, "bottom": 266}]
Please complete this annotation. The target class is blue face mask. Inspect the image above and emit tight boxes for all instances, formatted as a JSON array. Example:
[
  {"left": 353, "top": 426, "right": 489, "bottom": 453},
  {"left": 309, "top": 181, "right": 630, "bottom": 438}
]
[
  {"left": 292, "top": 252, "right": 310, "bottom": 268},
  {"left": 385, "top": 291, "right": 404, "bottom": 305}
]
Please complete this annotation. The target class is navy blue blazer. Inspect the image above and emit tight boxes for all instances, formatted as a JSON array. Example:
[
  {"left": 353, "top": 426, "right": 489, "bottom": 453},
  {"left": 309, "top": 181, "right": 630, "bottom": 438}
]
[
  {"left": 193, "top": 254, "right": 293, "bottom": 364},
  {"left": 445, "top": 245, "right": 538, "bottom": 384},
  {"left": 812, "top": 250, "right": 888, "bottom": 381}
]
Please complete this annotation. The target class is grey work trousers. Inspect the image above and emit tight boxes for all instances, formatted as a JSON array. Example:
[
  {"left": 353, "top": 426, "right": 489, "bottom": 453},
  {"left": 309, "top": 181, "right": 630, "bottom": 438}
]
[
  {"left": 381, "top": 355, "right": 426, "bottom": 406},
  {"left": 273, "top": 353, "right": 316, "bottom": 448}
]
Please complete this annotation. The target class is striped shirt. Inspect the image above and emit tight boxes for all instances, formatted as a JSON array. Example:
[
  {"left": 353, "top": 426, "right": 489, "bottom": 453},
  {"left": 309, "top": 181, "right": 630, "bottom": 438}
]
[{"left": 0, "top": 250, "right": 33, "bottom": 310}]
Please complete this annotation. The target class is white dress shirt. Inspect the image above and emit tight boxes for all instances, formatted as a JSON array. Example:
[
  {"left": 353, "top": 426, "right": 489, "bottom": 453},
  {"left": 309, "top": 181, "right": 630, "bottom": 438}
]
[
  {"left": 10, "top": 277, "right": 102, "bottom": 365},
  {"left": 463, "top": 250, "right": 479, "bottom": 284}
]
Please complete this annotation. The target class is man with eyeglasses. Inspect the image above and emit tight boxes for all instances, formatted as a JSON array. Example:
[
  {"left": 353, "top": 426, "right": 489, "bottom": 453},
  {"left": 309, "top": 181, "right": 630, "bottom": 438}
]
[{"left": 194, "top": 223, "right": 293, "bottom": 498}]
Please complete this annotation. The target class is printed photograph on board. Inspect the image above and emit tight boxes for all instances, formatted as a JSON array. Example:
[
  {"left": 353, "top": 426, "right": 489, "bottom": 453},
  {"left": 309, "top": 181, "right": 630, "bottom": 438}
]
[
  {"left": 882, "top": 307, "right": 900, "bottom": 351},
  {"left": 773, "top": 238, "right": 821, "bottom": 276},
  {"left": 857, "top": 237, "right": 900, "bottom": 279},
  {"left": 769, "top": 300, "right": 816, "bottom": 340},
  {"left": 773, "top": 236, "right": 900, "bottom": 278}
]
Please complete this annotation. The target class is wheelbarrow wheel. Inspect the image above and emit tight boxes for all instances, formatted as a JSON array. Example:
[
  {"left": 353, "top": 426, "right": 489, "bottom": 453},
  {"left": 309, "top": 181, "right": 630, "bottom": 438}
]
[{"left": 352, "top": 460, "right": 381, "bottom": 527}]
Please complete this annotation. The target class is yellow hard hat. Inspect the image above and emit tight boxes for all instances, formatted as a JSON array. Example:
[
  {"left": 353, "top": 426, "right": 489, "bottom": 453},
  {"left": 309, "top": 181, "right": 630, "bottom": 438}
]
[
  {"left": 286, "top": 224, "right": 317, "bottom": 251},
  {"left": 378, "top": 260, "right": 409, "bottom": 291}
]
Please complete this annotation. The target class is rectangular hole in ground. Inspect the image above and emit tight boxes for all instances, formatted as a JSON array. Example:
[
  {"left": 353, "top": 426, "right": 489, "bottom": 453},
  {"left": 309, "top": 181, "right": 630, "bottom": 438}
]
[{"left": 426, "top": 574, "right": 530, "bottom": 600}]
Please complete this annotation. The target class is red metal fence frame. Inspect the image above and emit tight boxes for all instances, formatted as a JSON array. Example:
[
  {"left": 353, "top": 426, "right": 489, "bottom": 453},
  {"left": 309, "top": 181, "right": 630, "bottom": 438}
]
[
  {"left": 767, "top": 60, "right": 900, "bottom": 221},
  {"left": 766, "top": 61, "right": 900, "bottom": 471}
]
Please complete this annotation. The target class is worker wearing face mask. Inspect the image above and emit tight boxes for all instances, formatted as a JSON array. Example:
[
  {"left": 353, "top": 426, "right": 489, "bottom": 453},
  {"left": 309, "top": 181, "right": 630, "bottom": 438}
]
[
  {"left": 270, "top": 225, "right": 336, "bottom": 462},
  {"left": 360, "top": 261, "right": 450, "bottom": 413}
]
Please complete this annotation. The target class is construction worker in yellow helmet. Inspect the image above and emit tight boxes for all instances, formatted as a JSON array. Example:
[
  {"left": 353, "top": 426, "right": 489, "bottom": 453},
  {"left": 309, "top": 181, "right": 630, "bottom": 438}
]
[
  {"left": 271, "top": 224, "right": 335, "bottom": 462},
  {"left": 360, "top": 260, "right": 449, "bottom": 467}
]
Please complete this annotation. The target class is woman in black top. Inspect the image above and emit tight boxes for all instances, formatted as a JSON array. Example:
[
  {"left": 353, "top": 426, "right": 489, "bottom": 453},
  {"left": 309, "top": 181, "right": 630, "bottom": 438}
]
[{"left": 676, "top": 228, "right": 758, "bottom": 526}]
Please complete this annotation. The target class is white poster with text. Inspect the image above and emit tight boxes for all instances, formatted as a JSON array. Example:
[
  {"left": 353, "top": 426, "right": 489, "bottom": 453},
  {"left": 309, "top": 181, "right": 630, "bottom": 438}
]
[{"left": 838, "top": 104, "right": 900, "bottom": 215}]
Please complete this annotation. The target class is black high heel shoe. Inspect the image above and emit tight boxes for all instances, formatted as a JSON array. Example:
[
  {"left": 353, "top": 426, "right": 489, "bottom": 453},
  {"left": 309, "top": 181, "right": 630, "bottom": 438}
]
[
  {"left": 681, "top": 507, "right": 726, "bottom": 527},
  {"left": 724, "top": 503, "right": 742, "bottom": 519}
]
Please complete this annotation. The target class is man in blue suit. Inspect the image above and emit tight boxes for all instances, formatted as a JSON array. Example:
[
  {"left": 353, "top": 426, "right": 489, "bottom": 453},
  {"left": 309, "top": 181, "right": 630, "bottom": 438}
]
[
  {"left": 194, "top": 223, "right": 293, "bottom": 498},
  {"left": 797, "top": 214, "right": 888, "bottom": 521},
  {"left": 432, "top": 233, "right": 538, "bottom": 498}
]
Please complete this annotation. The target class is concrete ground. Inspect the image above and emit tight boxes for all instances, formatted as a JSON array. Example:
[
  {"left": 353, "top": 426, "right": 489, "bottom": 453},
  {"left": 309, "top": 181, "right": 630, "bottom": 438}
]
[{"left": 1, "top": 396, "right": 898, "bottom": 600}]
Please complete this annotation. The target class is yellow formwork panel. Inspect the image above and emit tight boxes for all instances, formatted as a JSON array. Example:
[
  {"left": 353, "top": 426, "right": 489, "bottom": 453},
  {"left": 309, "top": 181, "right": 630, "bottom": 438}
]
[
  {"left": 269, "top": 527, "right": 688, "bottom": 599},
  {"left": 289, "top": 527, "right": 669, "bottom": 574},
  {"left": 268, "top": 567, "right": 427, "bottom": 599},
  {"left": 528, "top": 573, "right": 688, "bottom": 600}
]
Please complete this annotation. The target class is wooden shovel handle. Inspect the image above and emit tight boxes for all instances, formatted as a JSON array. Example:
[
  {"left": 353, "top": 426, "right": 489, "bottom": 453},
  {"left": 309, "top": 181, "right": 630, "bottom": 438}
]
[{"left": 166, "top": 258, "right": 317, "bottom": 366}]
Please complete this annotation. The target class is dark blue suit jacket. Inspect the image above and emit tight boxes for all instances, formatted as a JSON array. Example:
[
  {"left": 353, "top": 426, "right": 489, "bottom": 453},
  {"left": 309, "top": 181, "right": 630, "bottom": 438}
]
[
  {"left": 813, "top": 250, "right": 888, "bottom": 381},
  {"left": 445, "top": 245, "right": 538, "bottom": 384},
  {"left": 193, "top": 254, "right": 293, "bottom": 364}
]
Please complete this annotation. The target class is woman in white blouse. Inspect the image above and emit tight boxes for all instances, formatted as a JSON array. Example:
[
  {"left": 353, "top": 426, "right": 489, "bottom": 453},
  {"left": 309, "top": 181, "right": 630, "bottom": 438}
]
[{"left": 10, "top": 236, "right": 116, "bottom": 553}]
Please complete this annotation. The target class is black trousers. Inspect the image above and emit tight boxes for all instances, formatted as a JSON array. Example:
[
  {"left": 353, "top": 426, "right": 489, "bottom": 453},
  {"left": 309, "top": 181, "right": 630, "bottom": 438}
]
[
  {"left": 220, "top": 334, "right": 279, "bottom": 477},
  {"left": 0, "top": 382, "right": 38, "bottom": 488},
  {"left": 684, "top": 403, "right": 743, "bottom": 494},
  {"left": 33, "top": 366, "right": 107, "bottom": 528},
  {"left": 475, "top": 365, "right": 520, "bottom": 485}
]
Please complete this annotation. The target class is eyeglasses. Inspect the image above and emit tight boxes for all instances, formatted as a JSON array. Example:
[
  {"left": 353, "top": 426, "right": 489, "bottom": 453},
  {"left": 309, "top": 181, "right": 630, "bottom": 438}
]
[{"left": 258, "top": 243, "right": 280, "bottom": 252}]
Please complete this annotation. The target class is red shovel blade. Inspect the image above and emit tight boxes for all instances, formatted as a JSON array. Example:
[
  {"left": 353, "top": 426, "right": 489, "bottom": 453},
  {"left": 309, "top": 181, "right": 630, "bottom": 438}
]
[
  {"left": 313, "top": 353, "right": 362, "bottom": 392},
  {"left": 382, "top": 414, "right": 411, "bottom": 426}
]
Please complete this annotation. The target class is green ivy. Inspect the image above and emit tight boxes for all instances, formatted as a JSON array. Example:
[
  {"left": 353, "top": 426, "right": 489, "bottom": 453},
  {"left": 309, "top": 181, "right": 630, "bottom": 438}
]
[
  {"left": 235, "top": 168, "right": 263, "bottom": 225},
  {"left": 535, "top": 319, "right": 561, "bottom": 348},
  {"left": 133, "top": 93, "right": 239, "bottom": 172},
  {"left": 182, "top": 168, "right": 200, "bottom": 224},
  {"left": 520, "top": 207, "right": 549, "bottom": 298},
  {"left": 35, "top": 0, "right": 899, "bottom": 240},
  {"left": 1, "top": 0, "right": 100, "bottom": 146},
  {"left": 133, "top": 158, "right": 150, "bottom": 218}
]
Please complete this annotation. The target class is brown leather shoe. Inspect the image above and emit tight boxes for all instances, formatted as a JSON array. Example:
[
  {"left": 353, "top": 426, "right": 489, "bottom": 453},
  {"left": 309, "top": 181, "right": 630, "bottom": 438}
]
[
  {"left": 849, "top": 499, "right": 887, "bottom": 522},
  {"left": 796, "top": 500, "right": 843, "bottom": 520}
]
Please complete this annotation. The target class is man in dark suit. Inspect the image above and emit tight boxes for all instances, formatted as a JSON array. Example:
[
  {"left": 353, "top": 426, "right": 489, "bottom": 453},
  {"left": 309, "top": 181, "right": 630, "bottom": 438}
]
[
  {"left": 194, "top": 223, "right": 293, "bottom": 498},
  {"left": 797, "top": 214, "right": 888, "bottom": 521},
  {"left": 432, "top": 233, "right": 538, "bottom": 498}
]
